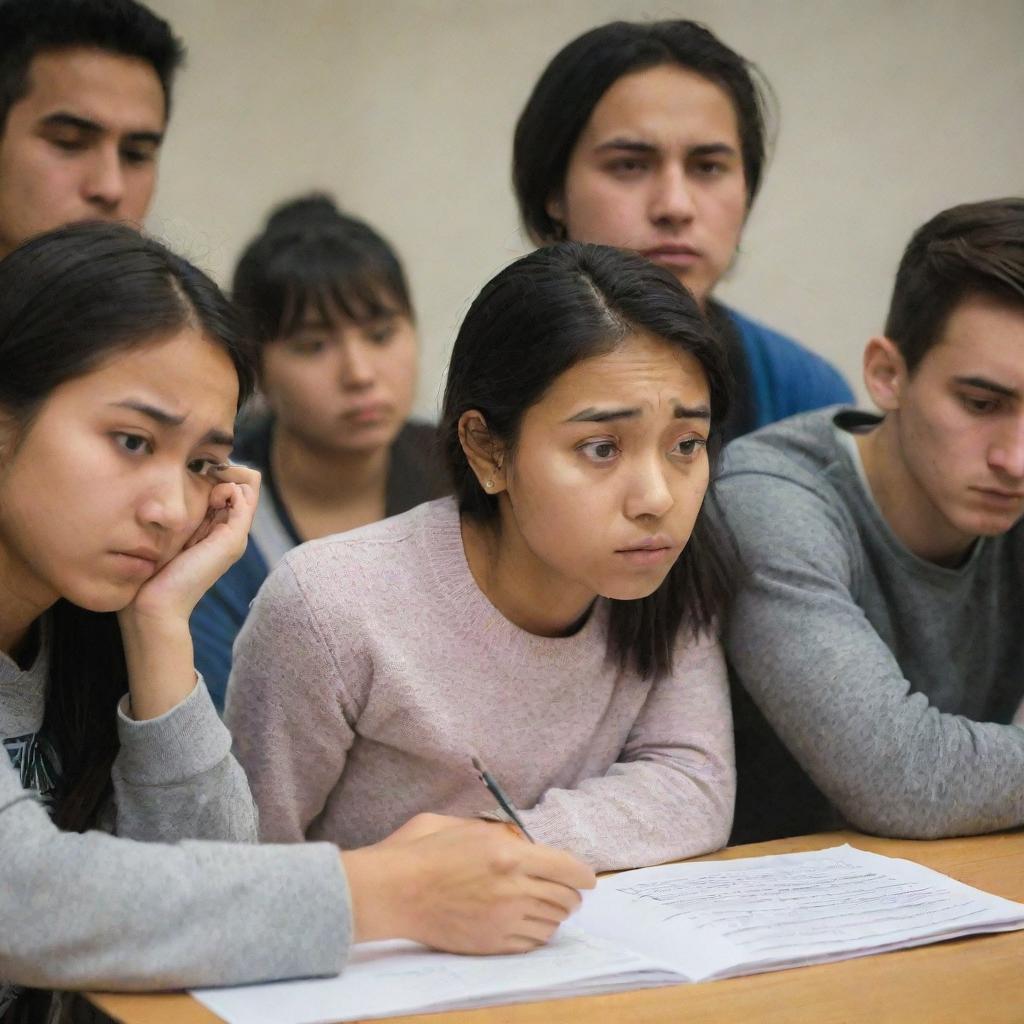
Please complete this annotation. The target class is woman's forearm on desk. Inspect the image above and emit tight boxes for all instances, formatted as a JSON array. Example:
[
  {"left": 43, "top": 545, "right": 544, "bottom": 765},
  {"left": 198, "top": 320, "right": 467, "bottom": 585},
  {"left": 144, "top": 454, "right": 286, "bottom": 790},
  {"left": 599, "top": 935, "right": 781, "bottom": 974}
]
[
  {"left": 517, "top": 634, "right": 735, "bottom": 871},
  {"left": 0, "top": 762, "right": 351, "bottom": 990}
]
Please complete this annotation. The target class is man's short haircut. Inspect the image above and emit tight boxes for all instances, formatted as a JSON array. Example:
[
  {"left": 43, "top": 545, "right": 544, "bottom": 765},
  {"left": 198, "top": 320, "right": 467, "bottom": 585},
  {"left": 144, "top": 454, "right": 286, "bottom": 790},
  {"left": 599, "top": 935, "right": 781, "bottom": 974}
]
[
  {"left": 513, "top": 19, "right": 774, "bottom": 244},
  {"left": 885, "top": 198, "right": 1024, "bottom": 374},
  {"left": 0, "top": 0, "right": 185, "bottom": 134}
]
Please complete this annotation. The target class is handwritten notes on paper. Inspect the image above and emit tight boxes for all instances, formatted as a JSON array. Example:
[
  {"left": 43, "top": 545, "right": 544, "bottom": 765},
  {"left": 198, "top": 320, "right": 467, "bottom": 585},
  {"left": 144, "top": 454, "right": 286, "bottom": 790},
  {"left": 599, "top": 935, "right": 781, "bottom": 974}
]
[
  {"left": 575, "top": 845, "right": 1024, "bottom": 981},
  {"left": 194, "top": 845, "right": 1024, "bottom": 1023}
]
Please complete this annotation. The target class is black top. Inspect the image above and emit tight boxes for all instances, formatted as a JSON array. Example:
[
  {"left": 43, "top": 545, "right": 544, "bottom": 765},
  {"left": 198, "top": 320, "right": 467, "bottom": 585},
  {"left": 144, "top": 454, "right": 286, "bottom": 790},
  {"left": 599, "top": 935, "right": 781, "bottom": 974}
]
[
  {"left": 233, "top": 412, "right": 451, "bottom": 545},
  {"left": 706, "top": 300, "right": 757, "bottom": 445}
]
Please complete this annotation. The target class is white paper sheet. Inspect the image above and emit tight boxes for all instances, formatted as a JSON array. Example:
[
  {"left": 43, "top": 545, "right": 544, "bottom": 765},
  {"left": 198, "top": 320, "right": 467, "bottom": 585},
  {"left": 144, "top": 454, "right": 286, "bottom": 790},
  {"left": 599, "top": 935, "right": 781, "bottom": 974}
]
[
  {"left": 192, "top": 844, "right": 1024, "bottom": 1023},
  {"left": 573, "top": 844, "right": 1024, "bottom": 980},
  {"left": 195, "top": 927, "right": 676, "bottom": 1024}
]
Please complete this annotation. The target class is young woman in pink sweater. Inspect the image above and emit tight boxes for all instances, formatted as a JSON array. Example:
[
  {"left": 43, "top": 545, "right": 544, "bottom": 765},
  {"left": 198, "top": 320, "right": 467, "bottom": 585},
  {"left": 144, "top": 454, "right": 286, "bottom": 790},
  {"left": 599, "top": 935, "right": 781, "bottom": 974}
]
[{"left": 227, "top": 242, "right": 737, "bottom": 872}]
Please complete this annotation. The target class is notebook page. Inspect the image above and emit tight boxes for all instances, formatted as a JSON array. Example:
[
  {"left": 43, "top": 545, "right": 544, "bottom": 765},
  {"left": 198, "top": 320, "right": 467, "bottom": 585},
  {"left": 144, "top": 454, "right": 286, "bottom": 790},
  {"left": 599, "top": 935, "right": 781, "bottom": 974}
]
[
  {"left": 574, "top": 844, "right": 1024, "bottom": 981},
  {"left": 193, "top": 927, "right": 677, "bottom": 1024}
]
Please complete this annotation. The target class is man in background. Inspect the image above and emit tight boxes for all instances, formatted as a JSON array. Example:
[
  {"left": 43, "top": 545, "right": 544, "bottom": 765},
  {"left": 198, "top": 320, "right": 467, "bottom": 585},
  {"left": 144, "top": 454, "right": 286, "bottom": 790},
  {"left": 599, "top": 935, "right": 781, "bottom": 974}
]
[{"left": 0, "top": 0, "right": 184, "bottom": 258}]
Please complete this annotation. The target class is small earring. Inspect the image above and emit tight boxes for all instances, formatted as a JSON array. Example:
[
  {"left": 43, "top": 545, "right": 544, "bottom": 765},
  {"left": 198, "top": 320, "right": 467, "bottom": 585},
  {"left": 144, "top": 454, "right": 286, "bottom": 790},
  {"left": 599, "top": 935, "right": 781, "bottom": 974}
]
[{"left": 484, "top": 479, "right": 494, "bottom": 490}]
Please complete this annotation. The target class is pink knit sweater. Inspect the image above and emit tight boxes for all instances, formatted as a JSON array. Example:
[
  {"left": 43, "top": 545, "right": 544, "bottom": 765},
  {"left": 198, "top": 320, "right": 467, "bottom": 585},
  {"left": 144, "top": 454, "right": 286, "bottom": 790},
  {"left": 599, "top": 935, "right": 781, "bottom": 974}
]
[{"left": 226, "top": 498, "right": 735, "bottom": 871}]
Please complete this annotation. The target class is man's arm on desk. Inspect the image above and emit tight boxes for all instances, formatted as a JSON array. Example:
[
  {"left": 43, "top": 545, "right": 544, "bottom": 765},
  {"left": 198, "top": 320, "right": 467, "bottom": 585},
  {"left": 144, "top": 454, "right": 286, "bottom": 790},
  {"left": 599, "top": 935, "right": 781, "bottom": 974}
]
[{"left": 719, "top": 473, "right": 1024, "bottom": 840}]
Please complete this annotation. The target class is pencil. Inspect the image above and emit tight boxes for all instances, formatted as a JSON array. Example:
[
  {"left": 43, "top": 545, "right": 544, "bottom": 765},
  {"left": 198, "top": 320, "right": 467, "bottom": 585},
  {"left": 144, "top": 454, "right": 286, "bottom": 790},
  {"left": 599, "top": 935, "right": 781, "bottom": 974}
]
[{"left": 471, "top": 756, "right": 536, "bottom": 843}]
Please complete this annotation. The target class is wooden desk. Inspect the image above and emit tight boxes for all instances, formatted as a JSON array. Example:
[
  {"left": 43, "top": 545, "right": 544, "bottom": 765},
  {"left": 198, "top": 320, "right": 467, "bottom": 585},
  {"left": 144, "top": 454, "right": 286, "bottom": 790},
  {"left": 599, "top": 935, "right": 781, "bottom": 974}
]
[{"left": 90, "top": 829, "right": 1024, "bottom": 1024}]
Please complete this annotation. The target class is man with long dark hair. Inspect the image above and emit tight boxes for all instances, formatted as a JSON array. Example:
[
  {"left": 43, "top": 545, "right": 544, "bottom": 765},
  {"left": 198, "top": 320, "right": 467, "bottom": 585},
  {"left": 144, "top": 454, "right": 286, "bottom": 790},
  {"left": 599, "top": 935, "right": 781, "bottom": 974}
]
[
  {"left": 0, "top": 0, "right": 184, "bottom": 258},
  {"left": 513, "top": 19, "right": 854, "bottom": 441},
  {"left": 719, "top": 198, "right": 1024, "bottom": 844}
]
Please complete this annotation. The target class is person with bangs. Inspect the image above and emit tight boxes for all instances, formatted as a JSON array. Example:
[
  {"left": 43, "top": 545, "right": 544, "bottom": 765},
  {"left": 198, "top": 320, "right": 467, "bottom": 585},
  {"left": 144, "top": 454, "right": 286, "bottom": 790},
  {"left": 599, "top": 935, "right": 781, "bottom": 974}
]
[{"left": 190, "top": 194, "right": 447, "bottom": 710}]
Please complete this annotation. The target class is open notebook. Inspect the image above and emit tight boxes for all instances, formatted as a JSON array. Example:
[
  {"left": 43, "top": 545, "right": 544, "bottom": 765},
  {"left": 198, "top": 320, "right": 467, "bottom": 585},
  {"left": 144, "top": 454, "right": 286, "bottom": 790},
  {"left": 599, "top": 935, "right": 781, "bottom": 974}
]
[{"left": 194, "top": 845, "right": 1024, "bottom": 1024}]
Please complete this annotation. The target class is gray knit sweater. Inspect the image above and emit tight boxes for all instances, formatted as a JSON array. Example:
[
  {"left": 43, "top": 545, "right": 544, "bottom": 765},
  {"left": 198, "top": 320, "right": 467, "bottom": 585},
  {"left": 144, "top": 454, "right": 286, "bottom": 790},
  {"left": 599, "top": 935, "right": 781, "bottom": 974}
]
[
  {"left": 227, "top": 497, "right": 735, "bottom": 873},
  {"left": 717, "top": 407, "right": 1024, "bottom": 842},
  {"left": 0, "top": 635, "right": 351, "bottom": 999}
]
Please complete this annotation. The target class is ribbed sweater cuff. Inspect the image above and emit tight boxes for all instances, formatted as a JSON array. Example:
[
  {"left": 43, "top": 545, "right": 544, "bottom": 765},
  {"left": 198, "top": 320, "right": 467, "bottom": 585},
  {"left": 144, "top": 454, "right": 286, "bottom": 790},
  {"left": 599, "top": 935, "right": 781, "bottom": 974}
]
[
  {"left": 513, "top": 807, "right": 566, "bottom": 849},
  {"left": 115, "top": 677, "right": 231, "bottom": 786},
  {"left": 276, "top": 841, "right": 354, "bottom": 977}
]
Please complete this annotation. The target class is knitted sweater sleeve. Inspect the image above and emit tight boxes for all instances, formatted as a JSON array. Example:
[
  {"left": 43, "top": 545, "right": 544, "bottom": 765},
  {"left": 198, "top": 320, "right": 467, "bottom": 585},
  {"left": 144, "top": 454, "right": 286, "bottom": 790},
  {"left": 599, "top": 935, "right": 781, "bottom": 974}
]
[
  {"left": 516, "top": 633, "right": 735, "bottom": 872},
  {"left": 0, "top": 756, "right": 350, "bottom": 990},
  {"left": 0, "top": 661, "right": 352, "bottom": 991},
  {"left": 110, "top": 677, "right": 258, "bottom": 843},
  {"left": 226, "top": 557, "right": 364, "bottom": 843},
  {"left": 719, "top": 470, "right": 1024, "bottom": 839}
]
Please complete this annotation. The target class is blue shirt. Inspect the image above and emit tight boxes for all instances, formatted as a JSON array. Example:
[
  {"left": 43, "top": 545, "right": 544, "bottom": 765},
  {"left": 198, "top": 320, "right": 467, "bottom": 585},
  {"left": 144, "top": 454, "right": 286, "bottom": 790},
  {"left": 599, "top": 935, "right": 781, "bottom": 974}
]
[{"left": 727, "top": 307, "right": 854, "bottom": 430}]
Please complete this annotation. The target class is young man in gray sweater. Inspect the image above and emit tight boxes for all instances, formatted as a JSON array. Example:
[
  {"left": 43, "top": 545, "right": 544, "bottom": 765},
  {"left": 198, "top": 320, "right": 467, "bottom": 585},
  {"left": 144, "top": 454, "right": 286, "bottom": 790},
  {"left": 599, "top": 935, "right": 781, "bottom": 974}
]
[{"left": 717, "top": 198, "right": 1024, "bottom": 843}]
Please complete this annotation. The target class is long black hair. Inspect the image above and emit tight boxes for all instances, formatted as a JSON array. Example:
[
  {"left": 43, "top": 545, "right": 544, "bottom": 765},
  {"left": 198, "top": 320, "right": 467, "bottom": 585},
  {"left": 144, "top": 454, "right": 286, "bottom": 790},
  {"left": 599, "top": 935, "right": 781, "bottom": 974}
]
[
  {"left": 0, "top": 221, "right": 256, "bottom": 833},
  {"left": 513, "top": 19, "right": 774, "bottom": 243},
  {"left": 441, "top": 242, "right": 736, "bottom": 680}
]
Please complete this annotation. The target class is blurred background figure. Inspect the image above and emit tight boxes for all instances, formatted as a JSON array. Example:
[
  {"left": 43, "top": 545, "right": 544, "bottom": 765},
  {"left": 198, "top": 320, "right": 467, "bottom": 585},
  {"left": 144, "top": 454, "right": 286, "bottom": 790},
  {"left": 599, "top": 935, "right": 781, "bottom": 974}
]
[
  {"left": 0, "top": 0, "right": 183, "bottom": 258},
  {"left": 191, "top": 194, "right": 447, "bottom": 709},
  {"left": 513, "top": 19, "right": 854, "bottom": 441}
]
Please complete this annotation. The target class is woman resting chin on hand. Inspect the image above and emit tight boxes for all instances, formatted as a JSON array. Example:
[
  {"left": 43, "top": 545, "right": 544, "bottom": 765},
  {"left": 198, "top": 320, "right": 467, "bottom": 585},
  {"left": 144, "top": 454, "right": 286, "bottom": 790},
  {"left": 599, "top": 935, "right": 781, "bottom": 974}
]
[{"left": 0, "top": 224, "right": 593, "bottom": 1023}]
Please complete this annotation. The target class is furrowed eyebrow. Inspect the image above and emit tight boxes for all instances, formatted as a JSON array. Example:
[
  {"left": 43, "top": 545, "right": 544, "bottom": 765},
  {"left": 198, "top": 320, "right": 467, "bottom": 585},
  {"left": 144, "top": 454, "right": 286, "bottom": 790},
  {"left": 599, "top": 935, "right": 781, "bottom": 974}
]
[
  {"left": 122, "top": 130, "right": 164, "bottom": 147},
  {"left": 39, "top": 112, "right": 163, "bottom": 147},
  {"left": 40, "top": 112, "right": 103, "bottom": 135},
  {"left": 672, "top": 403, "right": 711, "bottom": 420},
  {"left": 202, "top": 429, "right": 235, "bottom": 448},
  {"left": 565, "top": 403, "right": 711, "bottom": 424},
  {"left": 593, "top": 139, "right": 737, "bottom": 160},
  {"left": 111, "top": 400, "right": 185, "bottom": 426},
  {"left": 954, "top": 376, "right": 1020, "bottom": 400},
  {"left": 109, "top": 401, "right": 233, "bottom": 448},
  {"left": 688, "top": 142, "right": 738, "bottom": 159},
  {"left": 594, "top": 138, "right": 658, "bottom": 155},
  {"left": 564, "top": 407, "right": 642, "bottom": 423}
]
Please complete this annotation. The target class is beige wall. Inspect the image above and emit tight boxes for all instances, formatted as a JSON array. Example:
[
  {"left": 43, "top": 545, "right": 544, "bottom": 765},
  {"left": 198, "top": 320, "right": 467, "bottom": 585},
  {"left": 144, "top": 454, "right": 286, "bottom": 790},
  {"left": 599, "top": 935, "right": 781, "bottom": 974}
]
[{"left": 146, "top": 0, "right": 1024, "bottom": 417}]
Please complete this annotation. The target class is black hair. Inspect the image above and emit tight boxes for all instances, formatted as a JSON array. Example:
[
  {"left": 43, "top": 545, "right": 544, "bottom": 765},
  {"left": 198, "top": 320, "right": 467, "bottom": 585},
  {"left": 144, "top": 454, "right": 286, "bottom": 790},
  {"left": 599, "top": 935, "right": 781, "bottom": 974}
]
[
  {"left": 0, "top": 220, "right": 256, "bottom": 834},
  {"left": 0, "top": 0, "right": 185, "bottom": 133},
  {"left": 441, "top": 241, "right": 735, "bottom": 680},
  {"left": 885, "top": 198, "right": 1024, "bottom": 374},
  {"left": 232, "top": 192, "right": 413, "bottom": 348},
  {"left": 513, "top": 19, "right": 774, "bottom": 243}
]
